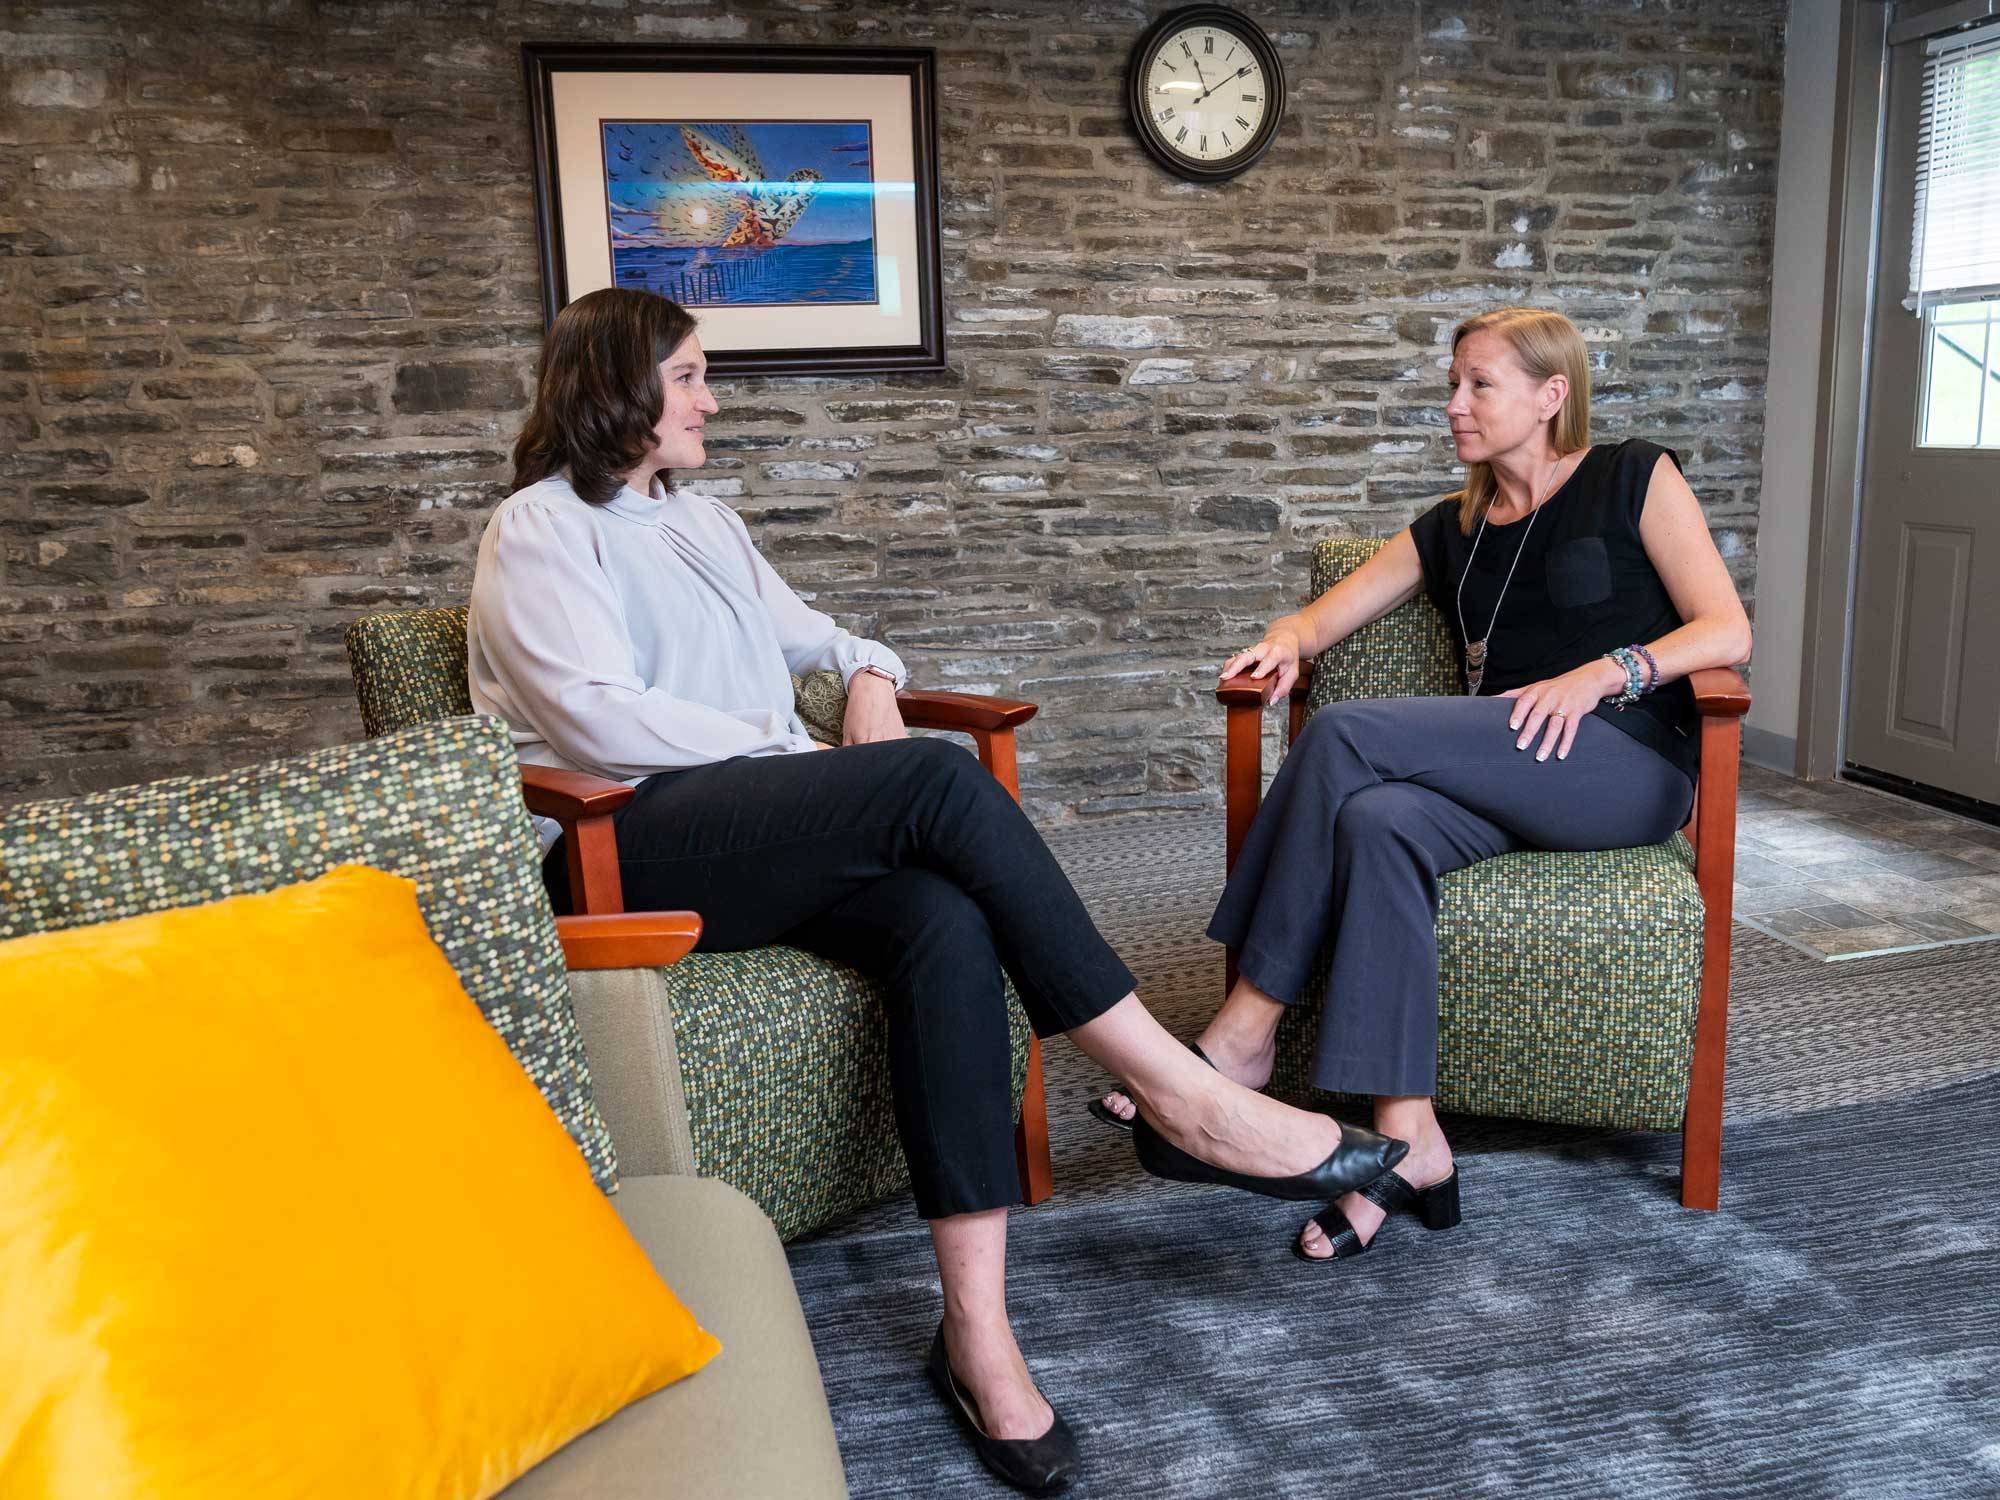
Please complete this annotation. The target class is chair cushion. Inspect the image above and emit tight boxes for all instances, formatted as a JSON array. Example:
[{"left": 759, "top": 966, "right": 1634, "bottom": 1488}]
[
  {"left": 345, "top": 604, "right": 476, "bottom": 736},
  {"left": 1304, "top": 537, "right": 1460, "bottom": 712},
  {"left": 1269, "top": 838, "right": 1704, "bottom": 1130},
  {"left": 793, "top": 668, "right": 847, "bottom": 746},
  {"left": 0, "top": 866, "right": 715, "bottom": 1499},
  {"left": 0, "top": 715, "right": 620, "bottom": 1191},
  {"left": 498, "top": 1176, "right": 846, "bottom": 1499},
  {"left": 663, "top": 946, "right": 1033, "bottom": 1241}
]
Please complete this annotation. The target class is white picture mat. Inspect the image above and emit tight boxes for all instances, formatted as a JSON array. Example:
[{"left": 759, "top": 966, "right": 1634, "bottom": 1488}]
[{"left": 550, "top": 69, "right": 921, "bottom": 351}]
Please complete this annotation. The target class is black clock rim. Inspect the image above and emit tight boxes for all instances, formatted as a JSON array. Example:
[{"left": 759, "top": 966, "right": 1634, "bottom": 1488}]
[{"left": 1125, "top": 4, "right": 1287, "bottom": 183}]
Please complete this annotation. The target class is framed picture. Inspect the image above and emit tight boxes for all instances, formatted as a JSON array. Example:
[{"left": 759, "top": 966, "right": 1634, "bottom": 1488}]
[{"left": 522, "top": 43, "right": 945, "bottom": 378}]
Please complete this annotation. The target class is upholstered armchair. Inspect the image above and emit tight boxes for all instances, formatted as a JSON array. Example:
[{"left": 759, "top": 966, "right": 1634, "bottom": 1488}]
[
  {"left": 1220, "top": 539, "right": 1749, "bottom": 1211},
  {"left": 344, "top": 605, "right": 1054, "bottom": 1232}
]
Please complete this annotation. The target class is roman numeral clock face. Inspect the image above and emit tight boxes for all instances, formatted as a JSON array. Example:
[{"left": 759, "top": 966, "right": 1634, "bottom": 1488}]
[{"left": 1127, "top": 7, "right": 1286, "bottom": 182}]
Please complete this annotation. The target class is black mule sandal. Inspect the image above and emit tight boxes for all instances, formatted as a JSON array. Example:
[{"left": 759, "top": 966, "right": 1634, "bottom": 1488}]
[{"left": 1293, "top": 1167, "right": 1462, "bottom": 1264}]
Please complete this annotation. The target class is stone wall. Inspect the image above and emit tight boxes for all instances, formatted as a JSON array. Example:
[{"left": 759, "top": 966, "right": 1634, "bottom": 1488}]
[{"left": 0, "top": 0, "right": 1786, "bottom": 819}]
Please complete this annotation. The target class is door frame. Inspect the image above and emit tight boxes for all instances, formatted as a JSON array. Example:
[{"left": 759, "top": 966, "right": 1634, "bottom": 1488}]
[
  {"left": 1797, "top": 0, "right": 1889, "bottom": 781},
  {"left": 1799, "top": 0, "right": 1999, "bottom": 781}
]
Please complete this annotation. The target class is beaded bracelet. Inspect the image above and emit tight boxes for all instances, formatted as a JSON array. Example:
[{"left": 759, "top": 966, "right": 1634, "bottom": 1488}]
[
  {"left": 1632, "top": 643, "right": 1661, "bottom": 694},
  {"left": 1604, "top": 647, "right": 1645, "bottom": 707}
]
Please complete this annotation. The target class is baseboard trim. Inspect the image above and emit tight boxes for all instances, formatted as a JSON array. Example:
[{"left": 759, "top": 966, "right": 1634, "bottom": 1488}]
[{"left": 1741, "top": 725, "right": 1797, "bottom": 774}]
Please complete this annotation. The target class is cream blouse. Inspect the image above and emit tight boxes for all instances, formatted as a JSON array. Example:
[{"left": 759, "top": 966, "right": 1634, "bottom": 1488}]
[{"left": 467, "top": 474, "right": 907, "bottom": 851}]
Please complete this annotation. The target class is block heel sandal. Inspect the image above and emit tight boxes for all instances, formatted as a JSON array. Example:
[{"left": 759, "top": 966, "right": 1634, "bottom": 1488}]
[{"left": 1293, "top": 1167, "right": 1461, "bottom": 1264}]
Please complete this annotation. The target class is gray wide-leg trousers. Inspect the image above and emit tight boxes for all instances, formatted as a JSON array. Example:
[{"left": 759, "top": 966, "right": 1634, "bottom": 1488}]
[{"left": 1207, "top": 695, "right": 1694, "bottom": 1098}]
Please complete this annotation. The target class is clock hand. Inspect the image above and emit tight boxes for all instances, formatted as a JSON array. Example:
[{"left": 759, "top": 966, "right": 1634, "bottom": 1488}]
[
  {"left": 1195, "top": 64, "right": 1254, "bottom": 105},
  {"left": 1185, "top": 47, "right": 1212, "bottom": 96}
]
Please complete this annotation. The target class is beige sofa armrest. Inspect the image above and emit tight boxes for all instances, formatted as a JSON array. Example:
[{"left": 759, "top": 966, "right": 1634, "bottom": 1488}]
[{"left": 568, "top": 966, "right": 697, "bottom": 1178}]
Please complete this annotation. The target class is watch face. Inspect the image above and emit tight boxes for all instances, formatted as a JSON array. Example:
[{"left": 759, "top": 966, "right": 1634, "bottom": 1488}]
[{"left": 1127, "top": 7, "right": 1285, "bottom": 182}]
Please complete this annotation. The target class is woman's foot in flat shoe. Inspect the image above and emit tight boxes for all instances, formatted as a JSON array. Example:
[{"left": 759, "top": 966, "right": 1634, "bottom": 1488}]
[
  {"left": 939, "top": 1313, "right": 1054, "bottom": 1442},
  {"left": 1297, "top": 1135, "right": 1456, "bottom": 1261},
  {"left": 931, "top": 1317, "right": 1079, "bottom": 1494},
  {"left": 1135, "top": 1064, "right": 1398, "bottom": 1192}
]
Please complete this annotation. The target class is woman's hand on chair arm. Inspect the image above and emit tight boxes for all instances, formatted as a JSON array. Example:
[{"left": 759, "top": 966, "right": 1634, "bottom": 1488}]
[{"left": 1223, "top": 529, "right": 1425, "bottom": 705}]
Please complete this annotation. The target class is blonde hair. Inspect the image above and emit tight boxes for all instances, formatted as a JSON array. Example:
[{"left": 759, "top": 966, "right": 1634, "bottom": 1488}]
[{"left": 1446, "top": 307, "right": 1592, "bottom": 534}]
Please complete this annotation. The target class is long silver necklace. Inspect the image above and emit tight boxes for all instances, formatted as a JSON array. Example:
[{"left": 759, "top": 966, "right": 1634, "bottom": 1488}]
[{"left": 1454, "top": 466, "right": 1562, "bottom": 696}]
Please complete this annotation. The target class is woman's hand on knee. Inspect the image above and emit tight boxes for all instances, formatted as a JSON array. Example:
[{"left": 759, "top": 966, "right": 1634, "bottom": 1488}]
[
  {"left": 1223, "top": 625, "right": 1304, "bottom": 704},
  {"left": 1500, "top": 659, "right": 1625, "bottom": 762},
  {"left": 843, "top": 671, "right": 909, "bottom": 745}
]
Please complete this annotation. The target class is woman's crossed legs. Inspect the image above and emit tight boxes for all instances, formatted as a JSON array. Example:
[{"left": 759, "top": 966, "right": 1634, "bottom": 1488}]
[{"left": 549, "top": 736, "right": 1392, "bottom": 1439}]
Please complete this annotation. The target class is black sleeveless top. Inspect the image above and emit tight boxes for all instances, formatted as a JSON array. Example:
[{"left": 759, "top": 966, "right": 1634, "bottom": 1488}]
[{"left": 1408, "top": 438, "right": 1698, "bottom": 783}]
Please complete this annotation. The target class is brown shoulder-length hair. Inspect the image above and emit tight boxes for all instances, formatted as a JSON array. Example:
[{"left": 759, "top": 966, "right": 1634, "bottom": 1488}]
[
  {"left": 511, "top": 288, "right": 698, "bottom": 505},
  {"left": 1446, "top": 307, "right": 1592, "bottom": 533}
]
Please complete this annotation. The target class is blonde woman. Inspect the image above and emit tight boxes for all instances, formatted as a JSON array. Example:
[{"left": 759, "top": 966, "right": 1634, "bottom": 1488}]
[{"left": 1095, "top": 307, "right": 1751, "bottom": 1263}]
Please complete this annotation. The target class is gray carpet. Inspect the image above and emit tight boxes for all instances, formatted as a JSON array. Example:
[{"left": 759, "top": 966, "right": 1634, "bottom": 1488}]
[{"left": 785, "top": 812, "right": 2000, "bottom": 1498}]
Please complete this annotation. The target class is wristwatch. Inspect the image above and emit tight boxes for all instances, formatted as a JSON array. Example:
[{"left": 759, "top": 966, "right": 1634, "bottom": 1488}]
[{"left": 854, "top": 665, "right": 898, "bottom": 687}]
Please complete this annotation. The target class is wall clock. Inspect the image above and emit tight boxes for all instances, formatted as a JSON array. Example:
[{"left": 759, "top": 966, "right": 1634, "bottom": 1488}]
[{"left": 1126, "top": 5, "right": 1286, "bottom": 183}]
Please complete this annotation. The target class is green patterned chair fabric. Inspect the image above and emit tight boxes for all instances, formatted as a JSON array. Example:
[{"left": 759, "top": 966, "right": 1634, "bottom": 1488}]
[
  {"left": 1270, "top": 538, "right": 1703, "bottom": 1131},
  {"left": 343, "top": 606, "right": 1033, "bottom": 1239},
  {"left": 345, "top": 606, "right": 476, "bottom": 736},
  {"left": 664, "top": 949, "right": 1030, "bottom": 1241},
  {"left": 0, "top": 716, "right": 621, "bottom": 1191}
]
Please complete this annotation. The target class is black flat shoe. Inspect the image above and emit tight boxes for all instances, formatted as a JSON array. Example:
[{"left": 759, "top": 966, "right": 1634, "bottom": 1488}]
[
  {"left": 1087, "top": 1042, "right": 1219, "bottom": 1134},
  {"left": 1132, "top": 1107, "right": 1408, "bottom": 1204},
  {"left": 1293, "top": 1167, "right": 1462, "bottom": 1264},
  {"left": 927, "top": 1325, "right": 1080, "bottom": 1495}
]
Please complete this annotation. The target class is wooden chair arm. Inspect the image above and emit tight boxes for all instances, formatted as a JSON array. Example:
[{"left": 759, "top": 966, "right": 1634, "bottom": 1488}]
[
  {"left": 897, "top": 689, "right": 1038, "bottom": 732},
  {"left": 519, "top": 766, "right": 631, "bottom": 917},
  {"left": 894, "top": 689, "right": 1039, "bottom": 804},
  {"left": 1689, "top": 667, "right": 1751, "bottom": 718},
  {"left": 1216, "top": 670, "right": 1274, "bottom": 707},
  {"left": 556, "top": 911, "right": 702, "bottom": 970},
  {"left": 520, "top": 764, "right": 635, "bottom": 820}
]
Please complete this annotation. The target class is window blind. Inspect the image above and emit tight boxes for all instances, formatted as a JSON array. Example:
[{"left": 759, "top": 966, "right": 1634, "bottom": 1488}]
[{"left": 1907, "top": 19, "right": 2000, "bottom": 310}]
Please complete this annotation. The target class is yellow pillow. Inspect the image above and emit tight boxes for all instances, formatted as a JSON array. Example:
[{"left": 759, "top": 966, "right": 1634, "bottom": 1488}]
[{"left": 0, "top": 864, "right": 719, "bottom": 1500}]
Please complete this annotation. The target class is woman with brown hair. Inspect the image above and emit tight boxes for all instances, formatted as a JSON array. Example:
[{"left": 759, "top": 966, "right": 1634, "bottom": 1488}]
[
  {"left": 1095, "top": 306, "right": 1752, "bottom": 1264},
  {"left": 467, "top": 287, "right": 1408, "bottom": 1493}
]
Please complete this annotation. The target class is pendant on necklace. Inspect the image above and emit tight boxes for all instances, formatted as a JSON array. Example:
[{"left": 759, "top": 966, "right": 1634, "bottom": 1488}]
[{"left": 1465, "top": 637, "right": 1487, "bottom": 696}]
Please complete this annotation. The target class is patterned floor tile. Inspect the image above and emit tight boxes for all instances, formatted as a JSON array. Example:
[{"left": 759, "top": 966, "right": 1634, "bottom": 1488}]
[
  {"left": 1805, "top": 922, "right": 1933, "bottom": 957},
  {"left": 1862, "top": 849, "right": 1991, "bottom": 880},
  {"left": 1734, "top": 850, "right": 1812, "bottom": 888}
]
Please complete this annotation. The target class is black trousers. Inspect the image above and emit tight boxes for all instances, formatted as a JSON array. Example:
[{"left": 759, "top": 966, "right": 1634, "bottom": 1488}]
[
  {"left": 1209, "top": 696, "right": 1694, "bottom": 1098},
  {"left": 543, "top": 737, "right": 1135, "bottom": 1219}
]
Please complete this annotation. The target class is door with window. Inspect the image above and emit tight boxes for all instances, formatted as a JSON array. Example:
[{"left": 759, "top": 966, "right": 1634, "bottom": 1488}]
[{"left": 1848, "top": 18, "right": 2000, "bottom": 804}]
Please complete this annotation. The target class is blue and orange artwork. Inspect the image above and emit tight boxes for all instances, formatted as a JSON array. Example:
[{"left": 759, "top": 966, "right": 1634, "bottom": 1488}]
[{"left": 601, "top": 120, "right": 878, "bottom": 308}]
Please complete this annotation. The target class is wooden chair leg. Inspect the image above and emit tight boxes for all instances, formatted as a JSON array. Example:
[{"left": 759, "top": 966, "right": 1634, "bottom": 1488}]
[
  {"left": 1014, "top": 1036, "right": 1054, "bottom": 1206},
  {"left": 1681, "top": 712, "right": 1741, "bottom": 1210}
]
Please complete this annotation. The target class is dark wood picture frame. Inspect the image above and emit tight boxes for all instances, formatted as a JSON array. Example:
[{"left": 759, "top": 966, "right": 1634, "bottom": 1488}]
[{"left": 521, "top": 43, "right": 946, "bottom": 378}]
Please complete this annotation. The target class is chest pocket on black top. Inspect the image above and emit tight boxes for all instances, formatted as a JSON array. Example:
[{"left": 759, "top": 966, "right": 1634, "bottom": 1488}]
[{"left": 1546, "top": 537, "right": 1613, "bottom": 609}]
